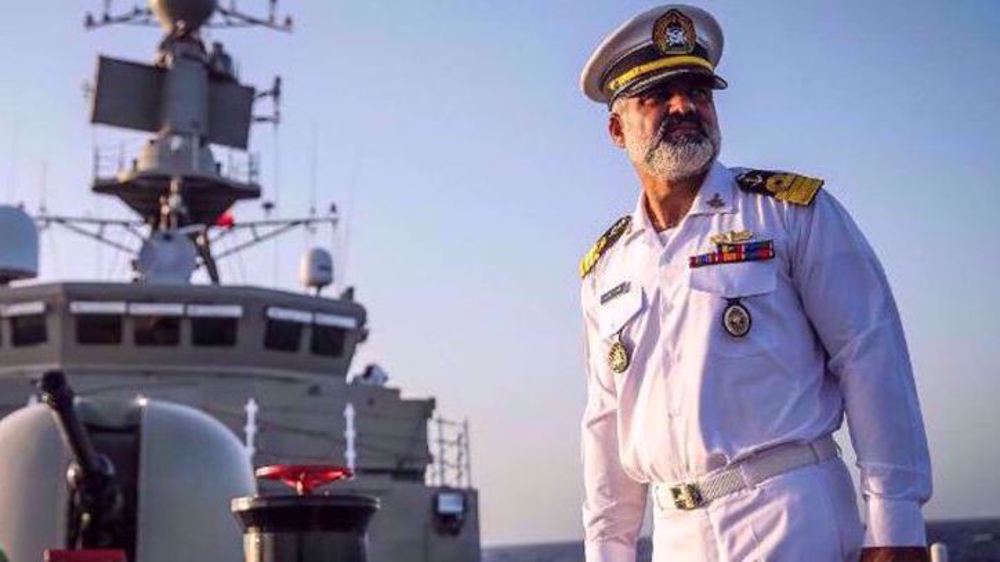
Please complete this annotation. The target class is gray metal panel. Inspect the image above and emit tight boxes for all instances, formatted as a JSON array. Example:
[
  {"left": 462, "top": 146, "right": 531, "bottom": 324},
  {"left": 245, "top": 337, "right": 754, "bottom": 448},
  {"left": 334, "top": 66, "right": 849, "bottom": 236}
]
[
  {"left": 91, "top": 56, "right": 163, "bottom": 133},
  {"left": 208, "top": 80, "right": 254, "bottom": 149},
  {"left": 160, "top": 57, "right": 209, "bottom": 136},
  {"left": 0, "top": 405, "right": 71, "bottom": 562},
  {"left": 137, "top": 400, "right": 255, "bottom": 562}
]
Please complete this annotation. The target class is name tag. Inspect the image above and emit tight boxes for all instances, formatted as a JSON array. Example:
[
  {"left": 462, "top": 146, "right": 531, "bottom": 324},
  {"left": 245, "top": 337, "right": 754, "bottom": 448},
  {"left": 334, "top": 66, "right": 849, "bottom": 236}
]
[{"left": 600, "top": 281, "right": 631, "bottom": 305}]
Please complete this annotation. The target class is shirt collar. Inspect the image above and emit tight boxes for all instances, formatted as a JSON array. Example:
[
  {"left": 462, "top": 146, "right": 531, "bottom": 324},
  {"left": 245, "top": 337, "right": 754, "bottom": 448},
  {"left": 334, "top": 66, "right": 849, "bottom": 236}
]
[
  {"left": 624, "top": 160, "right": 735, "bottom": 244},
  {"left": 623, "top": 189, "right": 656, "bottom": 247}
]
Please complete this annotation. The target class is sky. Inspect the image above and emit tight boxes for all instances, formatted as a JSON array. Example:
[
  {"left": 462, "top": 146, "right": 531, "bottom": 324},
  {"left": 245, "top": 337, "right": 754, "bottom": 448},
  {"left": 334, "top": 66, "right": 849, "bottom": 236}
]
[{"left": 0, "top": 0, "right": 997, "bottom": 548}]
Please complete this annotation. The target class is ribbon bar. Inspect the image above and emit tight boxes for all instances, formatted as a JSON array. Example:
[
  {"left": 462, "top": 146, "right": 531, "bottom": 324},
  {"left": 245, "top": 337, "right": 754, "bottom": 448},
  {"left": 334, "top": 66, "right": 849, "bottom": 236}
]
[{"left": 689, "top": 240, "right": 775, "bottom": 268}]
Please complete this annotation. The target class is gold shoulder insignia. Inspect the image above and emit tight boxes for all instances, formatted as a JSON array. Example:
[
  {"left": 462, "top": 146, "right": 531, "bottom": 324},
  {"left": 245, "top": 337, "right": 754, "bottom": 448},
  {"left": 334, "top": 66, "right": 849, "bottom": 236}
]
[
  {"left": 580, "top": 216, "right": 632, "bottom": 279},
  {"left": 735, "top": 169, "right": 824, "bottom": 206}
]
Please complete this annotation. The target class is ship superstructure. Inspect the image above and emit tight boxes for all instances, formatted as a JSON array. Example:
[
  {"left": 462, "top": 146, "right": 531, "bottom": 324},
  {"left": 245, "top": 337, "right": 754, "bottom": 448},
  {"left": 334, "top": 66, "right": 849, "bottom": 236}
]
[{"left": 0, "top": 2, "right": 480, "bottom": 561}]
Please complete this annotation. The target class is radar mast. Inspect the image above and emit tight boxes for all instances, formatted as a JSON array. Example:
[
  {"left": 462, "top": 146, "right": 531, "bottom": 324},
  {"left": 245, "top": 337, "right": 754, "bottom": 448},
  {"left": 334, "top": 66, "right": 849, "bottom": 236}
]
[{"left": 39, "top": 1, "right": 336, "bottom": 287}]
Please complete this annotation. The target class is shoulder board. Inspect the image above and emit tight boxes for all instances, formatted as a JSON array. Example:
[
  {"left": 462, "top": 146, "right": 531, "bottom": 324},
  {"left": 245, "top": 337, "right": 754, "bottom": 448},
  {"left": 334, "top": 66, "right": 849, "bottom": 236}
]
[
  {"left": 735, "top": 169, "right": 824, "bottom": 206},
  {"left": 580, "top": 215, "right": 631, "bottom": 279}
]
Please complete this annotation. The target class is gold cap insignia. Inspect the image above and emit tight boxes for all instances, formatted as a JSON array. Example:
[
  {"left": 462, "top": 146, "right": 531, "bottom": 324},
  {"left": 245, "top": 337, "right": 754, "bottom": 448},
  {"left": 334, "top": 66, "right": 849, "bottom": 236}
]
[{"left": 653, "top": 9, "right": 697, "bottom": 55}]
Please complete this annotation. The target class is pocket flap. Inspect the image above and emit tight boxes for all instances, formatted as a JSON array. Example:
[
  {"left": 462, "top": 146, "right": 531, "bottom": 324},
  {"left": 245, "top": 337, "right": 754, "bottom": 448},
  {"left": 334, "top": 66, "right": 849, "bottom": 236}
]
[
  {"left": 689, "top": 260, "right": 777, "bottom": 298},
  {"left": 598, "top": 283, "right": 644, "bottom": 338}
]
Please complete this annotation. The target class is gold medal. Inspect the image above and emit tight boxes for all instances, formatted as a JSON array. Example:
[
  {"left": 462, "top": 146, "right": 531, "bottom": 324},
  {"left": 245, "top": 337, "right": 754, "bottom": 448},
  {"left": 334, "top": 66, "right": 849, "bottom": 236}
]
[
  {"left": 722, "top": 299, "right": 752, "bottom": 338},
  {"left": 608, "top": 332, "right": 630, "bottom": 373}
]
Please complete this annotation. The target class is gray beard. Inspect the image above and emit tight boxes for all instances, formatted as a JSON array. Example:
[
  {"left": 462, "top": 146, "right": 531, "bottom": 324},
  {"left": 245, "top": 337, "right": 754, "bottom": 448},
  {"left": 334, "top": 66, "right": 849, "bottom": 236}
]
[{"left": 627, "top": 130, "right": 720, "bottom": 181}]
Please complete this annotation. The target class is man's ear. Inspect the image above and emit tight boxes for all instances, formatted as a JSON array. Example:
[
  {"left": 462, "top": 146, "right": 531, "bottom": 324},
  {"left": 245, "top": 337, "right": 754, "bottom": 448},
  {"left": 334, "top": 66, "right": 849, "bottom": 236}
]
[{"left": 608, "top": 111, "right": 626, "bottom": 149}]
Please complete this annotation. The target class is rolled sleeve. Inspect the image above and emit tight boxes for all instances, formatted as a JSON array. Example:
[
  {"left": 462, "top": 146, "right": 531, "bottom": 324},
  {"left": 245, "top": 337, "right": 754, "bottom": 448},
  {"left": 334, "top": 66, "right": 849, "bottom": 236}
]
[
  {"left": 791, "top": 192, "right": 932, "bottom": 547},
  {"left": 581, "top": 288, "right": 646, "bottom": 562}
]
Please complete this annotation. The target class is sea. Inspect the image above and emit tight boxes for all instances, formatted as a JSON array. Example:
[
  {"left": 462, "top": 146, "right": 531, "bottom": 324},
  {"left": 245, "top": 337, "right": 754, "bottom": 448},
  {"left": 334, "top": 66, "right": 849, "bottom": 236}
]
[{"left": 483, "top": 519, "right": 1000, "bottom": 562}]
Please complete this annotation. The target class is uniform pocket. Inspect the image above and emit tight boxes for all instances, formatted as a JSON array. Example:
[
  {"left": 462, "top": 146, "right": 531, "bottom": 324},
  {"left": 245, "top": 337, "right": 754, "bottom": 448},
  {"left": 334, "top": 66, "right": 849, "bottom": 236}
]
[
  {"left": 689, "top": 260, "right": 777, "bottom": 297},
  {"left": 687, "top": 260, "right": 778, "bottom": 357}
]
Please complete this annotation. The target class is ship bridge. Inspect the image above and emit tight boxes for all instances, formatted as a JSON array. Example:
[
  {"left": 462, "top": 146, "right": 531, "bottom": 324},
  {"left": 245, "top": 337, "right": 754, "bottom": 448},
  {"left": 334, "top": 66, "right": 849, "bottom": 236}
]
[{"left": 0, "top": 282, "right": 365, "bottom": 379}]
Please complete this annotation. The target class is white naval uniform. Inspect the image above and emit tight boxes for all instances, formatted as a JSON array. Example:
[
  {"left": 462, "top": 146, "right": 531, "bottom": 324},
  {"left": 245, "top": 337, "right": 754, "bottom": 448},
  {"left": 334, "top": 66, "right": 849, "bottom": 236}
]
[{"left": 580, "top": 161, "right": 931, "bottom": 562}]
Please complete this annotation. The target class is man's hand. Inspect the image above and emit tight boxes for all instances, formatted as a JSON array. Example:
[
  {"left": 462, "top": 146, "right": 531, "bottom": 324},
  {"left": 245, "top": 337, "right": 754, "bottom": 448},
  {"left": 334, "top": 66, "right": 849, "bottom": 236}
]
[{"left": 860, "top": 547, "right": 930, "bottom": 562}]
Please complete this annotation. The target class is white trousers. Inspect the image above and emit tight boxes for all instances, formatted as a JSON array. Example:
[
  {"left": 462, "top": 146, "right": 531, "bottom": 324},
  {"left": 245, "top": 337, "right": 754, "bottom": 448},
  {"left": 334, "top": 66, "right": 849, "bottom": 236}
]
[{"left": 652, "top": 458, "right": 864, "bottom": 562}]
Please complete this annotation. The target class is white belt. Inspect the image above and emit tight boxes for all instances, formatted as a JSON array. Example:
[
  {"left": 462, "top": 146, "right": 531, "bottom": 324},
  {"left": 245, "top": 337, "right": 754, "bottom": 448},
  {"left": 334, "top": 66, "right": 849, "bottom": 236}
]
[{"left": 652, "top": 436, "right": 839, "bottom": 511}]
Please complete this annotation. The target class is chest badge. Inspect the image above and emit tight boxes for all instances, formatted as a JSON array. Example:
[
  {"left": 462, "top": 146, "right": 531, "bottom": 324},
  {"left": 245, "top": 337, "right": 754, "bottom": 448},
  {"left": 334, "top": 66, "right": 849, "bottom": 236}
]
[
  {"left": 706, "top": 193, "right": 726, "bottom": 209},
  {"left": 722, "top": 299, "right": 752, "bottom": 338},
  {"left": 608, "top": 331, "right": 631, "bottom": 373},
  {"left": 710, "top": 229, "right": 753, "bottom": 246}
]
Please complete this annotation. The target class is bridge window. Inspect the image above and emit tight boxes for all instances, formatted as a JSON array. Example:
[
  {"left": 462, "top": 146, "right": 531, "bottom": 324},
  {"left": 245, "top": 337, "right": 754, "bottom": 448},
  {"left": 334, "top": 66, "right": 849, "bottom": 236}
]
[
  {"left": 193, "top": 317, "right": 237, "bottom": 347},
  {"left": 7, "top": 302, "right": 47, "bottom": 347},
  {"left": 78, "top": 315, "right": 124, "bottom": 345},
  {"left": 130, "top": 303, "right": 183, "bottom": 347},
  {"left": 11, "top": 315, "right": 47, "bottom": 347},
  {"left": 71, "top": 302, "right": 126, "bottom": 345},
  {"left": 265, "top": 319, "right": 301, "bottom": 351},
  {"left": 264, "top": 307, "right": 310, "bottom": 352},
  {"left": 311, "top": 325, "right": 346, "bottom": 357},
  {"left": 134, "top": 316, "right": 180, "bottom": 346},
  {"left": 189, "top": 305, "right": 242, "bottom": 347},
  {"left": 311, "top": 313, "right": 356, "bottom": 357}
]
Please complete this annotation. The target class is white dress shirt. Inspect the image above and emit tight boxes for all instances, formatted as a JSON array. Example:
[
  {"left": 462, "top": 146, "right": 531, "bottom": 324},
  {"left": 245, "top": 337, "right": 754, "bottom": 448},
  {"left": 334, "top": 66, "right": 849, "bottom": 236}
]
[{"left": 580, "top": 161, "right": 931, "bottom": 562}]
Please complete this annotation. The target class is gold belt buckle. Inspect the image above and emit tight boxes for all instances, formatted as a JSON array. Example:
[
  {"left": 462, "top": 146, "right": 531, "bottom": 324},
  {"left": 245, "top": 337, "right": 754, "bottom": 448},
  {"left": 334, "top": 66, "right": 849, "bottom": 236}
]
[{"left": 670, "top": 483, "right": 704, "bottom": 510}]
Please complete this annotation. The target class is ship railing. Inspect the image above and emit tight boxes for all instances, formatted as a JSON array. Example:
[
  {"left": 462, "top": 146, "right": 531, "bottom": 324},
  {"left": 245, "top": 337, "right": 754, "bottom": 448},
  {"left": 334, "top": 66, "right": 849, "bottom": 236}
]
[
  {"left": 91, "top": 142, "right": 261, "bottom": 185},
  {"left": 428, "top": 417, "right": 472, "bottom": 490}
]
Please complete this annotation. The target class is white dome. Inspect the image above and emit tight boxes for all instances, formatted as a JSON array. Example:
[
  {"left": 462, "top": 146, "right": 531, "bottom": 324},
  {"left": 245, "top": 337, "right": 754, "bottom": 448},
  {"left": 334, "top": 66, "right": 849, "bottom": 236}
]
[
  {"left": 149, "top": 0, "right": 218, "bottom": 32},
  {"left": 299, "top": 247, "right": 334, "bottom": 291},
  {"left": 135, "top": 230, "right": 197, "bottom": 284}
]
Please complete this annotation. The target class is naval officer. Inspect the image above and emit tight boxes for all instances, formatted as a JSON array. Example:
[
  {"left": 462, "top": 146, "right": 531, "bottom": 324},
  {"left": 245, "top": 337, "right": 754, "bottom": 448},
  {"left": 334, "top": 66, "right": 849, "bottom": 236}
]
[{"left": 578, "top": 5, "right": 931, "bottom": 562}]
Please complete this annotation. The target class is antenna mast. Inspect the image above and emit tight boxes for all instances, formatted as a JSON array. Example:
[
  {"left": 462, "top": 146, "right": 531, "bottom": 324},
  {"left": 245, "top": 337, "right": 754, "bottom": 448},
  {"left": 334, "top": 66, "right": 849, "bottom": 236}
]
[{"left": 53, "top": 1, "right": 338, "bottom": 287}]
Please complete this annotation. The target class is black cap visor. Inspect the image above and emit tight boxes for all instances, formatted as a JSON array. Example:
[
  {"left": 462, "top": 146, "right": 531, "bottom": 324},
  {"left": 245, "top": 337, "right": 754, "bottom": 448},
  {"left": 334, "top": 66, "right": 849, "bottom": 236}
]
[{"left": 610, "top": 67, "right": 727, "bottom": 107}]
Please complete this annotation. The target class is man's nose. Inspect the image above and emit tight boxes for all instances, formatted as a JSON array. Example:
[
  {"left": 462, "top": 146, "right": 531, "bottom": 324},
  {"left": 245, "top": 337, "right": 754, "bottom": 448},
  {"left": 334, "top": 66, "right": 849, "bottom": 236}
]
[{"left": 667, "top": 92, "right": 697, "bottom": 115}]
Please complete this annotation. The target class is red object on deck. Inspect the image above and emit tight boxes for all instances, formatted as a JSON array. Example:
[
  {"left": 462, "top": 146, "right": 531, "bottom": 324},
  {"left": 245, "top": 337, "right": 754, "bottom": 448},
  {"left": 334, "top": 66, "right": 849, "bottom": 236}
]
[
  {"left": 255, "top": 464, "right": 353, "bottom": 495},
  {"left": 215, "top": 210, "right": 235, "bottom": 228},
  {"left": 44, "top": 550, "right": 126, "bottom": 562}
]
